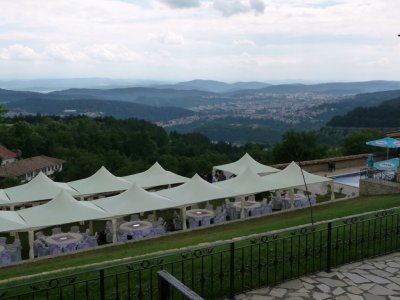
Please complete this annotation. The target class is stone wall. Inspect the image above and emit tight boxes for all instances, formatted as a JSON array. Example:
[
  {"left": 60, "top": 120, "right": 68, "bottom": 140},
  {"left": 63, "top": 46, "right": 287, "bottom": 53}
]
[
  {"left": 359, "top": 178, "right": 400, "bottom": 196},
  {"left": 272, "top": 153, "right": 387, "bottom": 173}
]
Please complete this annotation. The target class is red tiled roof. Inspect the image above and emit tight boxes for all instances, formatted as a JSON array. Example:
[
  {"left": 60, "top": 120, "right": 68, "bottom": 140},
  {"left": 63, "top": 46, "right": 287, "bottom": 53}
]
[
  {"left": 0, "top": 155, "right": 65, "bottom": 178},
  {"left": 0, "top": 145, "right": 18, "bottom": 160}
]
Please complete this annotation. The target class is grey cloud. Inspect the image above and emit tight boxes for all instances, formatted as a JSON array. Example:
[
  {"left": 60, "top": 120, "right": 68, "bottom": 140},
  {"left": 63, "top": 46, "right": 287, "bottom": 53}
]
[
  {"left": 250, "top": 0, "right": 266, "bottom": 14},
  {"left": 213, "top": 0, "right": 250, "bottom": 17},
  {"left": 158, "top": 0, "right": 201, "bottom": 8}
]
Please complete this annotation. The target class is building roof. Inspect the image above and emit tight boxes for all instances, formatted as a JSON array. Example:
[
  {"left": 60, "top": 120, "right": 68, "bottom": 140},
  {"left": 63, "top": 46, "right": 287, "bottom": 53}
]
[
  {"left": 0, "top": 155, "right": 65, "bottom": 178},
  {"left": 0, "top": 145, "right": 18, "bottom": 160}
]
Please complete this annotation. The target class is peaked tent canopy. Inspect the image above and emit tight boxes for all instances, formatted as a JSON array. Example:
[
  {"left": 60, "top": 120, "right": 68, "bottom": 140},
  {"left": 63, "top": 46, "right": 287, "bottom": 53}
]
[
  {"left": 123, "top": 162, "right": 189, "bottom": 189},
  {"left": 0, "top": 211, "right": 28, "bottom": 232},
  {"left": 262, "top": 161, "right": 333, "bottom": 190},
  {"left": 215, "top": 167, "right": 274, "bottom": 197},
  {"left": 68, "top": 166, "right": 131, "bottom": 196},
  {"left": 213, "top": 153, "right": 279, "bottom": 176},
  {"left": 93, "top": 183, "right": 183, "bottom": 217},
  {"left": 157, "top": 174, "right": 232, "bottom": 206},
  {"left": 5, "top": 172, "right": 79, "bottom": 205},
  {"left": 18, "top": 190, "right": 111, "bottom": 230},
  {"left": 0, "top": 189, "right": 10, "bottom": 205}
]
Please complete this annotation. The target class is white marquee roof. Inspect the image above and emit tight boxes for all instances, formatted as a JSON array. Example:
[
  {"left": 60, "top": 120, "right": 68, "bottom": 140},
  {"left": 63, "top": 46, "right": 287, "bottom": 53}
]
[
  {"left": 68, "top": 166, "right": 131, "bottom": 196},
  {"left": 157, "top": 174, "right": 232, "bottom": 206},
  {"left": 18, "top": 190, "right": 110, "bottom": 230},
  {"left": 0, "top": 189, "right": 10, "bottom": 205},
  {"left": 262, "top": 161, "right": 333, "bottom": 190},
  {"left": 93, "top": 183, "right": 183, "bottom": 217},
  {"left": 213, "top": 153, "right": 279, "bottom": 176},
  {"left": 5, "top": 172, "right": 79, "bottom": 205},
  {"left": 0, "top": 211, "right": 28, "bottom": 232},
  {"left": 215, "top": 167, "right": 273, "bottom": 196},
  {"left": 123, "top": 162, "right": 189, "bottom": 189}
]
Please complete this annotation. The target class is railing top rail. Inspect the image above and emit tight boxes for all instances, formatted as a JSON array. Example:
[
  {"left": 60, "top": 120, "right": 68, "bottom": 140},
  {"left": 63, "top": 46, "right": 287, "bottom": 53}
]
[{"left": 157, "top": 270, "right": 204, "bottom": 300}]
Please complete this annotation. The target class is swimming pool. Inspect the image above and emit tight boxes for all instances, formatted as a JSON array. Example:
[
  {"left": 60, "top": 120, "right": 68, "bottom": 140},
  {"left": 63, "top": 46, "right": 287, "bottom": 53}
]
[{"left": 331, "top": 172, "right": 361, "bottom": 188}]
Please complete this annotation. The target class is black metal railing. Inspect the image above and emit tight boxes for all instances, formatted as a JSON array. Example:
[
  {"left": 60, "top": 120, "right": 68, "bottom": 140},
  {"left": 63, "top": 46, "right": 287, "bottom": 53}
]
[{"left": 1, "top": 207, "right": 400, "bottom": 299}]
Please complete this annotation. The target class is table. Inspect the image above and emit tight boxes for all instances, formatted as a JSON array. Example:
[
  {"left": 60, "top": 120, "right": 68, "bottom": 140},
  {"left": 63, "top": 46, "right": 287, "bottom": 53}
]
[
  {"left": 186, "top": 209, "right": 215, "bottom": 227},
  {"left": 233, "top": 201, "right": 261, "bottom": 217},
  {"left": 45, "top": 232, "right": 83, "bottom": 247},
  {"left": 283, "top": 194, "right": 307, "bottom": 208},
  {"left": 0, "top": 245, "right": 4, "bottom": 254},
  {"left": 119, "top": 220, "right": 153, "bottom": 237}
]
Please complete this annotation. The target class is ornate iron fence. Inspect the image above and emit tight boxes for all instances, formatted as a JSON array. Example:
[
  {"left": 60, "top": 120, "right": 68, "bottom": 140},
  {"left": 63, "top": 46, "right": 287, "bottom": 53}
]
[{"left": 1, "top": 207, "right": 400, "bottom": 299}]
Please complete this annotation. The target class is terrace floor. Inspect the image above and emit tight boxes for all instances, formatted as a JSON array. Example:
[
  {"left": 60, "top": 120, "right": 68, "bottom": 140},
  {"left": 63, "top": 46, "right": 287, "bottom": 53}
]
[{"left": 228, "top": 251, "right": 400, "bottom": 300}]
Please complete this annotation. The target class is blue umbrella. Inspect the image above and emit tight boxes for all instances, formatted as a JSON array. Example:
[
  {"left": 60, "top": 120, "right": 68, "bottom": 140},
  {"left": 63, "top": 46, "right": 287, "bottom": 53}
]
[
  {"left": 366, "top": 137, "right": 400, "bottom": 159},
  {"left": 373, "top": 158, "right": 400, "bottom": 171}
]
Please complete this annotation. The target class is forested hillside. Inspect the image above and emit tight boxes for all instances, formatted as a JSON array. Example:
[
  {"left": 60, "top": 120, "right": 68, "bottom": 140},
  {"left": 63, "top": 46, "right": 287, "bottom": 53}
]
[
  {"left": 0, "top": 116, "right": 332, "bottom": 186},
  {"left": 327, "top": 97, "right": 400, "bottom": 128}
]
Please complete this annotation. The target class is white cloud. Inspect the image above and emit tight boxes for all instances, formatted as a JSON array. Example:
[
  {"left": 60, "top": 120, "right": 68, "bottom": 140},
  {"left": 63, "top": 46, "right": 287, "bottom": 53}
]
[
  {"left": 213, "top": 0, "right": 250, "bottom": 16},
  {"left": 0, "top": 44, "right": 39, "bottom": 61},
  {"left": 84, "top": 44, "right": 141, "bottom": 62},
  {"left": 46, "top": 44, "right": 87, "bottom": 62},
  {"left": 149, "top": 32, "right": 185, "bottom": 45},
  {"left": 234, "top": 39, "right": 256, "bottom": 46}
]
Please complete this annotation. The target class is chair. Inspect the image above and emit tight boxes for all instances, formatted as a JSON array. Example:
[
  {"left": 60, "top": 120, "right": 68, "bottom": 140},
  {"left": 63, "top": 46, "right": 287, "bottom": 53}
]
[
  {"left": 261, "top": 204, "right": 272, "bottom": 215},
  {"left": 87, "top": 234, "right": 98, "bottom": 247},
  {"left": 131, "top": 231, "right": 144, "bottom": 240},
  {"left": 225, "top": 199, "right": 233, "bottom": 208},
  {"left": 228, "top": 207, "right": 239, "bottom": 221},
  {"left": 51, "top": 227, "right": 62, "bottom": 235},
  {"left": 270, "top": 197, "right": 282, "bottom": 210},
  {"left": 205, "top": 202, "right": 213, "bottom": 211},
  {"left": 147, "top": 214, "right": 155, "bottom": 223},
  {"left": 35, "top": 231, "right": 45, "bottom": 240},
  {"left": 77, "top": 242, "right": 91, "bottom": 250},
  {"left": 173, "top": 216, "right": 182, "bottom": 231},
  {"left": 0, "top": 237, "right": 7, "bottom": 246},
  {"left": 70, "top": 225, "right": 80, "bottom": 233},
  {"left": 310, "top": 195, "right": 317, "bottom": 206},
  {"left": 188, "top": 218, "right": 199, "bottom": 229},
  {"left": 213, "top": 212, "right": 226, "bottom": 224},
  {"left": 215, "top": 206, "right": 222, "bottom": 214},
  {"left": 130, "top": 214, "right": 140, "bottom": 221},
  {"left": 0, "top": 251, "right": 12, "bottom": 265},
  {"left": 34, "top": 240, "right": 49, "bottom": 257},
  {"left": 117, "top": 231, "right": 128, "bottom": 242},
  {"left": 63, "top": 243, "right": 77, "bottom": 253},
  {"left": 201, "top": 217, "right": 212, "bottom": 226},
  {"left": 49, "top": 245, "right": 62, "bottom": 255}
]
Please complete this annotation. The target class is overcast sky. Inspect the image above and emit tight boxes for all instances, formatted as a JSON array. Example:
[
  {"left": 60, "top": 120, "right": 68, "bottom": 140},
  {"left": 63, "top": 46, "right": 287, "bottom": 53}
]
[{"left": 0, "top": 0, "right": 399, "bottom": 82}]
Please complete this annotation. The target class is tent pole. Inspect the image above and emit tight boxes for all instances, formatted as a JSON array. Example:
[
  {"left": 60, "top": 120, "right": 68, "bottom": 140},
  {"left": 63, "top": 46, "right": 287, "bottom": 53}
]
[
  {"left": 153, "top": 210, "right": 157, "bottom": 220},
  {"left": 331, "top": 181, "right": 335, "bottom": 201},
  {"left": 181, "top": 207, "right": 187, "bottom": 230},
  {"left": 89, "top": 220, "right": 93, "bottom": 235},
  {"left": 240, "top": 197, "right": 245, "bottom": 219},
  {"left": 111, "top": 219, "right": 117, "bottom": 243},
  {"left": 28, "top": 230, "right": 34, "bottom": 259},
  {"left": 289, "top": 188, "right": 295, "bottom": 208}
]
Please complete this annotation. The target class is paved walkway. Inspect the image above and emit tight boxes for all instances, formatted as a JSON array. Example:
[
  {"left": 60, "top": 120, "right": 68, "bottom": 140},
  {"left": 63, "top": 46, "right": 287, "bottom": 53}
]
[{"left": 230, "top": 252, "right": 400, "bottom": 299}]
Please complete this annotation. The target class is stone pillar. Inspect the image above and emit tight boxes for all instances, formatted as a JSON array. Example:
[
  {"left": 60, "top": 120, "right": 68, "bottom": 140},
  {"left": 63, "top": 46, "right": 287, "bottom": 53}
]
[{"left": 181, "top": 207, "right": 187, "bottom": 230}]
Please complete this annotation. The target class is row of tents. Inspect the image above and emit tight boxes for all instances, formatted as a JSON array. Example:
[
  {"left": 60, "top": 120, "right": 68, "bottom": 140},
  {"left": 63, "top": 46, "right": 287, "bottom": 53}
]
[{"left": 0, "top": 154, "right": 334, "bottom": 259}]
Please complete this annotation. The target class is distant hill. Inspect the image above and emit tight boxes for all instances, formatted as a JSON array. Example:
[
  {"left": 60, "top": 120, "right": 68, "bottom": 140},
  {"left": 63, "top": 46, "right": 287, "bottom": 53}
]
[
  {"left": 153, "top": 79, "right": 271, "bottom": 93},
  {"left": 232, "top": 81, "right": 400, "bottom": 96},
  {"left": 5, "top": 98, "right": 194, "bottom": 122},
  {"left": 49, "top": 87, "right": 217, "bottom": 107}
]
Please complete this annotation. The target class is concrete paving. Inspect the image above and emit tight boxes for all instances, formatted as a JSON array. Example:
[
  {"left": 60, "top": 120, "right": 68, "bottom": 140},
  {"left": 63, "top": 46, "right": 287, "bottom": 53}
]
[{"left": 228, "top": 252, "right": 400, "bottom": 299}]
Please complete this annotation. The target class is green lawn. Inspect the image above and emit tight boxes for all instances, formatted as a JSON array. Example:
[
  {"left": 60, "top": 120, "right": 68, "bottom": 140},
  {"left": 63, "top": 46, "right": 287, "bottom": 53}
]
[{"left": 1, "top": 194, "right": 400, "bottom": 284}]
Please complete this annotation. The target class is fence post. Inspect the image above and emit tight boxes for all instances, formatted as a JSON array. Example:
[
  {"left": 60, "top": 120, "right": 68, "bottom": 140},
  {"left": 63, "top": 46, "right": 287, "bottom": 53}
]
[
  {"left": 158, "top": 272, "right": 170, "bottom": 300},
  {"left": 100, "top": 269, "right": 105, "bottom": 300},
  {"left": 229, "top": 241, "right": 235, "bottom": 300},
  {"left": 326, "top": 222, "right": 332, "bottom": 273}
]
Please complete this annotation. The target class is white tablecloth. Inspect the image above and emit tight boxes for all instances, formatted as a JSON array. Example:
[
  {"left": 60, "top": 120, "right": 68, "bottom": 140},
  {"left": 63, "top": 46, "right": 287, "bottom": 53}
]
[
  {"left": 45, "top": 232, "right": 83, "bottom": 246},
  {"left": 0, "top": 245, "right": 4, "bottom": 254},
  {"left": 119, "top": 220, "right": 153, "bottom": 236},
  {"left": 186, "top": 209, "right": 215, "bottom": 219}
]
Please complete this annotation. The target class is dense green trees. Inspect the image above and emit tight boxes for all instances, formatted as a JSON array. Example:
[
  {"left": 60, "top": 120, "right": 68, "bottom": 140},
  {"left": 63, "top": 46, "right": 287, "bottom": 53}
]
[{"left": 341, "top": 129, "right": 382, "bottom": 155}]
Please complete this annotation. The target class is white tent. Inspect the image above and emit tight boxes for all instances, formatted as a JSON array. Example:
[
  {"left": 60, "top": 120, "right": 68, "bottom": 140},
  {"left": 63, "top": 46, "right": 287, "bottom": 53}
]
[
  {"left": 123, "top": 162, "right": 189, "bottom": 189},
  {"left": 157, "top": 174, "right": 233, "bottom": 230},
  {"left": 0, "top": 211, "right": 28, "bottom": 233},
  {"left": 18, "top": 190, "right": 111, "bottom": 230},
  {"left": 68, "top": 166, "right": 131, "bottom": 196},
  {"left": 0, "top": 189, "right": 10, "bottom": 205},
  {"left": 4, "top": 172, "right": 79, "bottom": 205},
  {"left": 18, "top": 190, "right": 111, "bottom": 259},
  {"left": 93, "top": 183, "right": 183, "bottom": 217},
  {"left": 215, "top": 167, "right": 273, "bottom": 196},
  {"left": 157, "top": 174, "right": 232, "bottom": 206},
  {"left": 263, "top": 161, "right": 333, "bottom": 190},
  {"left": 213, "top": 153, "right": 279, "bottom": 176}
]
